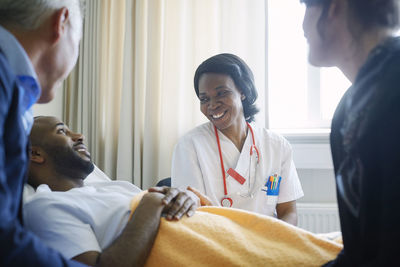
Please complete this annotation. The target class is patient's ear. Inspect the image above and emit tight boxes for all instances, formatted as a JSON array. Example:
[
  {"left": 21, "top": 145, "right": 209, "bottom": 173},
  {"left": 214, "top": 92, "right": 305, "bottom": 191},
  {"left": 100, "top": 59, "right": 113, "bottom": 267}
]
[{"left": 30, "top": 146, "right": 45, "bottom": 164}]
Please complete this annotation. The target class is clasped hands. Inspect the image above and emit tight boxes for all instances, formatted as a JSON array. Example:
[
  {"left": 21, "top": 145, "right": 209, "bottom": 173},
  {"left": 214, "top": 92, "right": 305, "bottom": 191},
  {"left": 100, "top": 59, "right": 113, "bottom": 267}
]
[{"left": 147, "top": 186, "right": 213, "bottom": 221}]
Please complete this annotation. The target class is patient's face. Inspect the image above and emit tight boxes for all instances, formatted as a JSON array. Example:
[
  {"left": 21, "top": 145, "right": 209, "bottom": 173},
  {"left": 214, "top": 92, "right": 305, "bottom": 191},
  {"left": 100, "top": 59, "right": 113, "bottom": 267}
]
[{"left": 32, "top": 116, "right": 94, "bottom": 178}]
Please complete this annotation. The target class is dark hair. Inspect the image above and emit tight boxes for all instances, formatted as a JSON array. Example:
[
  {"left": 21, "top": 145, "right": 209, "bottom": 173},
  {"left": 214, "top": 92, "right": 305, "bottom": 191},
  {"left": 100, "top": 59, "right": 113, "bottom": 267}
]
[
  {"left": 193, "top": 53, "right": 259, "bottom": 123},
  {"left": 347, "top": 0, "right": 400, "bottom": 30},
  {"left": 301, "top": 0, "right": 400, "bottom": 33}
]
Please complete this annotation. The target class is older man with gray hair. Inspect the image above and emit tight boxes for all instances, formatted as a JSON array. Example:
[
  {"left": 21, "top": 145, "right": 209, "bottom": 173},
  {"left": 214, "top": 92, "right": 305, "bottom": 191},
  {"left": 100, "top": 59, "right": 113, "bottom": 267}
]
[{"left": 0, "top": 0, "right": 86, "bottom": 265}]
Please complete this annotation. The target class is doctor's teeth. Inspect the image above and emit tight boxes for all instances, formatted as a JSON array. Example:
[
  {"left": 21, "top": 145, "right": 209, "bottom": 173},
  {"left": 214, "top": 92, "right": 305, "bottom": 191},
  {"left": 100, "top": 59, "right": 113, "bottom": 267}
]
[
  {"left": 212, "top": 113, "right": 224, "bottom": 119},
  {"left": 78, "top": 149, "right": 85, "bottom": 152}
]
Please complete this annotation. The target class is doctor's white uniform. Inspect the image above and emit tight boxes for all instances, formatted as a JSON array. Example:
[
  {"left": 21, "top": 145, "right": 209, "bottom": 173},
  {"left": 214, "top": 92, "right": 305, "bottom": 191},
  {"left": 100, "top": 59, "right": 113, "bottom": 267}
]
[{"left": 171, "top": 122, "right": 304, "bottom": 217}]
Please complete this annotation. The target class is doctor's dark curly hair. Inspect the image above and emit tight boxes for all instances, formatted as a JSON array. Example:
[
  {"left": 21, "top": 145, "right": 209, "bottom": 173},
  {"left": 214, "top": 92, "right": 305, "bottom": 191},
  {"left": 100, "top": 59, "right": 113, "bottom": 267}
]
[
  {"left": 301, "top": 0, "right": 400, "bottom": 39},
  {"left": 193, "top": 53, "right": 259, "bottom": 123}
]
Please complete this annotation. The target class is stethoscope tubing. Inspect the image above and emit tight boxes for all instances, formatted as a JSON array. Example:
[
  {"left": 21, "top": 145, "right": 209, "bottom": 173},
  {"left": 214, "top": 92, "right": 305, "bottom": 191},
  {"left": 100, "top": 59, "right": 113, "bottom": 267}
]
[{"left": 214, "top": 122, "right": 260, "bottom": 206}]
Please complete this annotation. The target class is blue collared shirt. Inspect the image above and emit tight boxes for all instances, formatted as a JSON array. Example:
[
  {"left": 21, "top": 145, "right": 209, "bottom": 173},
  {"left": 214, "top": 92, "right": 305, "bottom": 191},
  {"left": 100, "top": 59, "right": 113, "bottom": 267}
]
[
  {"left": 0, "top": 26, "right": 41, "bottom": 133},
  {"left": 0, "top": 25, "right": 86, "bottom": 266}
]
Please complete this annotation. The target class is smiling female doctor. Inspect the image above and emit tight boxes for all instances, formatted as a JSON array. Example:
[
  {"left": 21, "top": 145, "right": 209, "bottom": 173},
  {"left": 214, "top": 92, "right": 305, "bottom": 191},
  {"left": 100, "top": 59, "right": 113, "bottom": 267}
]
[{"left": 171, "top": 53, "right": 303, "bottom": 225}]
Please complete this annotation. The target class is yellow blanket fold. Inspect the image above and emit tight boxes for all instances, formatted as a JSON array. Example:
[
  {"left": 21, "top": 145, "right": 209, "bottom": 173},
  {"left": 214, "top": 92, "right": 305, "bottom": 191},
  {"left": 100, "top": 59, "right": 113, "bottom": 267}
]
[{"left": 130, "top": 192, "right": 342, "bottom": 267}]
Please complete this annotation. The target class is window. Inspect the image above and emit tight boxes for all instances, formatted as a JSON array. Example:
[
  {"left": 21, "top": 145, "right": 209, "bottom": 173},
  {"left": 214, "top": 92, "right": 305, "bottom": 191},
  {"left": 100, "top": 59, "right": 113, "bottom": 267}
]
[{"left": 267, "top": 0, "right": 350, "bottom": 131}]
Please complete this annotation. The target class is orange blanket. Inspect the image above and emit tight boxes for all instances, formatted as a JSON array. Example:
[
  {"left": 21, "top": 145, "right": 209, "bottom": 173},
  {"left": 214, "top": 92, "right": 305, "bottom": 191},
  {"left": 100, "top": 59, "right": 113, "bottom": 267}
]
[{"left": 130, "top": 192, "right": 342, "bottom": 266}]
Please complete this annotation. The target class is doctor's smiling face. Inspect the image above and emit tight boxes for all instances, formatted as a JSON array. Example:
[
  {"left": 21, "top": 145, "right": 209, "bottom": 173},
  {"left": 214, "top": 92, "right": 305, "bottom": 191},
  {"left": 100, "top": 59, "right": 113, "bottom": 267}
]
[
  {"left": 198, "top": 73, "right": 245, "bottom": 132},
  {"left": 194, "top": 53, "right": 259, "bottom": 126}
]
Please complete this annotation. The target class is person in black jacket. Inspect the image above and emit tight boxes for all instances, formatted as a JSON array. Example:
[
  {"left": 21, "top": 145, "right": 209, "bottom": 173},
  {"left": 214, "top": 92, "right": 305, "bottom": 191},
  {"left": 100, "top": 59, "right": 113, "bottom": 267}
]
[{"left": 301, "top": 0, "right": 400, "bottom": 266}]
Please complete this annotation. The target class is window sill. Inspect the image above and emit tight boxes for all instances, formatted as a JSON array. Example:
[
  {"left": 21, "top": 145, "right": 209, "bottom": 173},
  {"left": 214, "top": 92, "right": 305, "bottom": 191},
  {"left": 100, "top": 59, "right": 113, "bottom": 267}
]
[
  {"left": 273, "top": 128, "right": 330, "bottom": 144},
  {"left": 271, "top": 128, "right": 333, "bottom": 169}
]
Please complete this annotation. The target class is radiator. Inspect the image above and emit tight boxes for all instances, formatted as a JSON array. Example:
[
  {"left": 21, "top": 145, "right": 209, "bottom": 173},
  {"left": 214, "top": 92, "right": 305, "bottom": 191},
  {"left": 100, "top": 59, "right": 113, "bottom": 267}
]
[{"left": 297, "top": 203, "right": 341, "bottom": 233}]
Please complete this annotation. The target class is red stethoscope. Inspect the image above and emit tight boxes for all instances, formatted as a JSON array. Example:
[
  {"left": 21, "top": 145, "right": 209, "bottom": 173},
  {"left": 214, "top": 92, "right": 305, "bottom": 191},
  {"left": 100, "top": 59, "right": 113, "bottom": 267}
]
[{"left": 214, "top": 122, "right": 260, "bottom": 207}]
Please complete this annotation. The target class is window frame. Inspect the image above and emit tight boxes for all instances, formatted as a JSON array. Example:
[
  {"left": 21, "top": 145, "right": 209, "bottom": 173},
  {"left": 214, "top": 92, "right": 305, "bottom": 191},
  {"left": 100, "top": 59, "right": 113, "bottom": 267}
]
[{"left": 264, "top": 0, "right": 346, "bottom": 140}]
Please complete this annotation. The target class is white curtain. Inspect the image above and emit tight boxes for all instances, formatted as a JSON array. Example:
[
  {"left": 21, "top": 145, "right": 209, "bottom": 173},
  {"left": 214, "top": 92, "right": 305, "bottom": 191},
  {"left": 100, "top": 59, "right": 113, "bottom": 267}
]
[
  {"left": 65, "top": 0, "right": 266, "bottom": 189},
  {"left": 64, "top": 0, "right": 102, "bottom": 171}
]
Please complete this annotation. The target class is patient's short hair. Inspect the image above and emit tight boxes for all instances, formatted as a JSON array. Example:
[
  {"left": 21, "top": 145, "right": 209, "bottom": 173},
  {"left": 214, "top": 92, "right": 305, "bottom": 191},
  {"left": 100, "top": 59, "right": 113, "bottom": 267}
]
[{"left": 30, "top": 116, "right": 46, "bottom": 147}]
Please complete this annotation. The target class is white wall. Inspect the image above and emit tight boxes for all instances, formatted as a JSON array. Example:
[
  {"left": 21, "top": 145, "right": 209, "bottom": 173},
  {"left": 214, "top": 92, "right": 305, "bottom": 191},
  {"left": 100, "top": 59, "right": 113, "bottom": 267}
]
[
  {"left": 297, "top": 169, "right": 337, "bottom": 203},
  {"left": 32, "top": 86, "right": 64, "bottom": 118},
  {"left": 290, "top": 142, "right": 337, "bottom": 204}
]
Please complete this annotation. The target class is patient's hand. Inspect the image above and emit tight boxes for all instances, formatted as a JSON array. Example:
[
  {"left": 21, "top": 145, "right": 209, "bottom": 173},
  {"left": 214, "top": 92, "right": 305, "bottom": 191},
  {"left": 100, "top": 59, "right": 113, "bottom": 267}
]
[
  {"left": 148, "top": 187, "right": 199, "bottom": 220},
  {"left": 187, "top": 186, "right": 213, "bottom": 206}
]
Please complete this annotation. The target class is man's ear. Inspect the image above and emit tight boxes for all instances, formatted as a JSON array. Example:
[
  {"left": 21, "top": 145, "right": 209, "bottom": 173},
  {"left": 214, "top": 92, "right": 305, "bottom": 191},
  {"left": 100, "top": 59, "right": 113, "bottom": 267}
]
[
  {"left": 30, "top": 146, "right": 45, "bottom": 164},
  {"left": 51, "top": 7, "right": 70, "bottom": 43}
]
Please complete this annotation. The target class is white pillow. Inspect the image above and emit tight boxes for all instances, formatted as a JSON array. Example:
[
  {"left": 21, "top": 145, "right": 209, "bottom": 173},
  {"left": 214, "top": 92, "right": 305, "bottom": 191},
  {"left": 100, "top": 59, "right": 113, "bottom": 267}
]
[
  {"left": 23, "top": 183, "right": 36, "bottom": 204},
  {"left": 85, "top": 165, "right": 112, "bottom": 184}
]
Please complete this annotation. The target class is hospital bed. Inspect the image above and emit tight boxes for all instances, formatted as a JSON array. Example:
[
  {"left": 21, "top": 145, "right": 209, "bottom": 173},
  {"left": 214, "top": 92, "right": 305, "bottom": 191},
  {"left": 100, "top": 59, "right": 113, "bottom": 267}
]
[{"left": 23, "top": 165, "right": 342, "bottom": 266}]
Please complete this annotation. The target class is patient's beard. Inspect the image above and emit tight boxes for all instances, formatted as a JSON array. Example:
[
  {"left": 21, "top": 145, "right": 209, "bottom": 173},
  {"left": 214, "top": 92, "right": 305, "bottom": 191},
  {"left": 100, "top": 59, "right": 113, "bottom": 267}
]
[{"left": 44, "top": 145, "right": 95, "bottom": 180}]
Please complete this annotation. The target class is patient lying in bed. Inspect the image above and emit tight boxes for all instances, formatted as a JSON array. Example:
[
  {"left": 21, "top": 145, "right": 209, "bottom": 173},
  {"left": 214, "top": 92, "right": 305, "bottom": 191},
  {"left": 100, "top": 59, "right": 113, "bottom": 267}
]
[{"left": 24, "top": 116, "right": 342, "bottom": 267}]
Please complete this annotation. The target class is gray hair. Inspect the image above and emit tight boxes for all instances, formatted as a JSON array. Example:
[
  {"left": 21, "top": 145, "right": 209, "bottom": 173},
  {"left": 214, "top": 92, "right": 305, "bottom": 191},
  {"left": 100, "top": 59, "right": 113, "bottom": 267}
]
[{"left": 0, "top": 0, "right": 85, "bottom": 35}]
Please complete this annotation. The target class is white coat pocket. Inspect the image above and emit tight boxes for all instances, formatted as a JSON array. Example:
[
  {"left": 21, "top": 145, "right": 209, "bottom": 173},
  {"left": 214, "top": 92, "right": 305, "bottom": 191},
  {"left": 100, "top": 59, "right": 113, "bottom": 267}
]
[{"left": 266, "top": 195, "right": 278, "bottom": 205}]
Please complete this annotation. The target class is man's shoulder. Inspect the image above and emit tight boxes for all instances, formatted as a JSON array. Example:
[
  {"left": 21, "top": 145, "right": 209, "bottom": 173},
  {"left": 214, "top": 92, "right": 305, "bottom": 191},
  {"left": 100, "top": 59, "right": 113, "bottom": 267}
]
[
  {"left": 24, "top": 185, "right": 87, "bottom": 211},
  {"left": 174, "top": 122, "right": 215, "bottom": 153},
  {"left": 255, "top": 124, "right": 291, "bottom": 149},
  {"left": 178, "top": 122, "right": 213, "bottom": 143},
  {"left": 25, "top": 190, "right": 67, "bottom": 208},
  {"left": 0, "top": 49, "right": 16, "bottom": 90},
  {"left": 23, "top": 186, "right": 94, "bottom": 226}
]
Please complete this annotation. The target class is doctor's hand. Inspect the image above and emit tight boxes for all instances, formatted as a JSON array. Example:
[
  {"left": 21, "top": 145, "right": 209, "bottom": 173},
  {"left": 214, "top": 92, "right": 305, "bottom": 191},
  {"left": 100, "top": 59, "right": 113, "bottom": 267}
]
[
  {"left": 148, "top": 186, "right": 199, "bottom": 220},
  {"left": 187, "top": 186, "right": 213, "bottom": 206}
]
